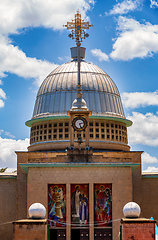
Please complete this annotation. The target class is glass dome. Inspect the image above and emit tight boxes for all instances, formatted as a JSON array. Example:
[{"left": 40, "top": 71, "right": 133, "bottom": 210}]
[{"left": 32, "top": 59, "right": 125, "bottom": 119}]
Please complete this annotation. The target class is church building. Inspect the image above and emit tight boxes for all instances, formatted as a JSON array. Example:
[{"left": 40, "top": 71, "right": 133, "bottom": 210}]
[{"left": 0, "top": 12, "right": 158, "bottom": 240}]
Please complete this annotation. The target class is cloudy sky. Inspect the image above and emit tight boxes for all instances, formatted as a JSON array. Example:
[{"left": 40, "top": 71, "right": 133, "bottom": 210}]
[{"left": 0, "top": 0, "right": 158, "bottom": 173}]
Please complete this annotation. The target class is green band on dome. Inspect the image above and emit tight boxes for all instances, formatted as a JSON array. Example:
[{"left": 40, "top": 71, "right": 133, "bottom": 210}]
[{"left": 25, "top": 115, "right": 132, "bottom": 128}]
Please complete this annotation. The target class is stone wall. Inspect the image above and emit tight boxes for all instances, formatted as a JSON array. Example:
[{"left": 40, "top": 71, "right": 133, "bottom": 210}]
[
  {"left": 121, "top": 218, "right": 155, "bottom": 240},
  {"left": 0, "top": 176, "right": 17, "bottom": 240},
  {"left": 141, "top": 175, "right": 158, "bottom": 220},
  {"left": 13, "top": 219, "right": 48, "bottom": 240},
  {"left": 27, "top": 165, "right": 132, "bottom": 240}
]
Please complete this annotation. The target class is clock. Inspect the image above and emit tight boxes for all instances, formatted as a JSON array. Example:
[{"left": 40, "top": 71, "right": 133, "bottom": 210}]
[{"left": 72, "top": 116, "right": 87, "bottom": 131}]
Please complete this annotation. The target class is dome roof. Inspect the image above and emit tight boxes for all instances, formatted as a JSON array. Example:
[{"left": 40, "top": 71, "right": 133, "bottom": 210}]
[{"left": 32, "top": 59, "right": 125, "bottom": 119}]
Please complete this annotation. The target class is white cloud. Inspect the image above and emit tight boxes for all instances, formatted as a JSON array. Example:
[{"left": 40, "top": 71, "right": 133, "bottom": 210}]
[
  {"left": 0, "top": 0, "right": 92, "bottom": 35},
  {"left": 4, "top": 131, "right": 15, "bottom": 139},
  {"left": 0, "top": 80, "right": 2, "bottom": 85},
  {"left": 0, "top": 137, "right": 29, "bottom": 169},
  {"left": 150, "top": 0, "right": 158, "bottom": 8},
  {"left": 0, "top": 35, "right": 58, "bottom": 86},
  {"left": 108, "top": 0, "right": 143, "bottom": 15},
  {"left": 143, "top": 166, "right": 158, "bottom": 172},
  {"left": 91, "top": 49, "right": 109, "bottom": 61},
  {"left": 0, "top": 87, "right": 6, "bottom": 108},
  {"left": 0, "top": 1, "right": 94, "bottom": 86},
  {"left": 128, "top": 112, "right": 158, "bottom": 146},
  {"left": 0, "top": 88, "right": 6, "bottom": 100},
  {"left": 0, "top": 129, "right": 15, "bottom": 138},
  {"left": 142, "top": 152, "right": 158, "bottom": 163},
  {"left": 122, "top": 91, "right": 158, "bottom": 108},
  {"left": 110, "top": 16, "right": 158, "bottom": 60}
]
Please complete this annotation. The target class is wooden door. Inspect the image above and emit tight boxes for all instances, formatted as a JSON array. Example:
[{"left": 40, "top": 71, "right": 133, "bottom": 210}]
[{"left": 94, "top": 229, "right": 112, "bottom": 240}]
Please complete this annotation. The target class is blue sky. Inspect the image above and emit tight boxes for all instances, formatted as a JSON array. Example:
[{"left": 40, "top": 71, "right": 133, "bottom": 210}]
[{"left": 0, "top": 0, "right": 158, "bottom": 173}]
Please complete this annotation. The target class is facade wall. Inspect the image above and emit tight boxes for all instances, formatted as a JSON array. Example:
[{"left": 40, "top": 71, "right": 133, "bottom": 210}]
[
  {"left": 0, "top": 178, "right": 17, "bottom": 240},
  {"left": 16, "top": 152, "right": 28, "bottom": 220},
  {"left": 122, "top": 220, "right": 155, "bottom": 240},
  {"left": 141, "top": 177, "right": 158, "bottom": 220},
  {"left": 27, "top": 166, "right": 132, "bottom": 240},
  {"left": 13, "top": 220, "right": 48, "bottom": 240}
]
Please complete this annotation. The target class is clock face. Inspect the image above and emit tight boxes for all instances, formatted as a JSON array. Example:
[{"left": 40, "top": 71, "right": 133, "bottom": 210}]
[{"left": 72, "top": 117, "right": 87, "bottom": 131}]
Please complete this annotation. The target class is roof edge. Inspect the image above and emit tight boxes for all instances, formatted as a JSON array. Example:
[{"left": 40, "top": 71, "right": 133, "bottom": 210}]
[{"left": 25, "top": 115, "right": 132, "bottom": 127}]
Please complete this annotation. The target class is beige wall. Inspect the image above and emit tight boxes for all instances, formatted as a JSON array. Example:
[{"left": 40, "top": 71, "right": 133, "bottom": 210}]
[
  {"left": 141, "top": 177, "right": 158, "bottom": 220},
  {"left": 16, "top": 152, "right": 28, "bottom": 220},
  {"left": 16, "top": 150, "right": 158, "bottom": 240},
  {"left": 27, "top": 166, "right": 132, "bottom": 240},
  {"left": 13, "top": 220, "right": 48, "bottom": 240},
  {"left": 0, "top": 178, "right": 17, "bottom": 240}
]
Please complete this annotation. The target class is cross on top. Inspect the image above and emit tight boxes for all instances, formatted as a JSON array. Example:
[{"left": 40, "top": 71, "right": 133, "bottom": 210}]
[{"left": 64, "top": 11, "right": 92, "bottom": 45}]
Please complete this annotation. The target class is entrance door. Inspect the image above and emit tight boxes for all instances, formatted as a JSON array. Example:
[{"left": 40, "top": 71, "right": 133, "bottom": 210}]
[
  {"left": 50, "top": 229, "right": 66, "bottom": 240},
  {"left": 94, "top": 229, "right": 112, "bottom": 240},
  {"left": 71, "top": 229, "right": 89, "bottom": 240}
]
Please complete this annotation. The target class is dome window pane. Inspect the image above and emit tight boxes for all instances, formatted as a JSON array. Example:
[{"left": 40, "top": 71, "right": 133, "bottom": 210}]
[{"left": 59, "top": 134, "right": 63, "bottom": 138}]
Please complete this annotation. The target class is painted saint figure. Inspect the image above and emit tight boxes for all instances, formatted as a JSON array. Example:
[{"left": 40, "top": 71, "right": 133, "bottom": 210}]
[
  {"left": 71, "top": 184, "right": 89, "bottom": 227},
  {"left": 48, "top": 185, "right": 66, "bottom": 227},
  {"left": 79, "top": 194, "right": 88, "bottom": 225},
  {"left": 72, "top": 185, "right": 81, "bottom": 218},
  {"left": 94, "top": 184, "right": 112, "bottom": 227},
  {"left": 104, "top": 188, "right": 111, "bottom": 219}
]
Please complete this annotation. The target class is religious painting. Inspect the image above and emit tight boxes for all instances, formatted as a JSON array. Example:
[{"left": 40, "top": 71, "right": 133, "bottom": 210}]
[
  {"left": 48, "top": 184, "right": 66, "bottom": 227},
  {"left": 71, "top": 184, "right": 89, "bottom": 227},
  {"left": 94, "top": 184, "right": 112, "bottom": 227}
]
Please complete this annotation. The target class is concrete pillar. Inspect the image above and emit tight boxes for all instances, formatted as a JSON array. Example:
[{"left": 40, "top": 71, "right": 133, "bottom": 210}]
[
  {"left": 13, "top": 219, "right": 48, "bottom": 240},
  {"left": 121, "top": 218, "right": 156, "bottom": 240},
  {"left": 89, "top": 183, "right": 94, "bottom": 240},
  {"left": 66, "top": 184, "right": 71, "bottom": 240}
]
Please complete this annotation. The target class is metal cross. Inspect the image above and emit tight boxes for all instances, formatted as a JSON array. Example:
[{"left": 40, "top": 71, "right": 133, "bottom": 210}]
[{"left": 64, "top": 11, "right": 92, "bottom": 46}]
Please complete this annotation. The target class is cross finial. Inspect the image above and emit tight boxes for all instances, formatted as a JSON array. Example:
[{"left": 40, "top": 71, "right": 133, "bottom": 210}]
[{"left": 64, "top": 11, "right": 92, "bottom": 46}]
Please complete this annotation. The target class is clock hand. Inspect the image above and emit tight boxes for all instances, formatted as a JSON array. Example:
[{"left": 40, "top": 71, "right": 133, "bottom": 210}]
[{"left": 79, "top": 122, "right": 83, "bottom": 128}]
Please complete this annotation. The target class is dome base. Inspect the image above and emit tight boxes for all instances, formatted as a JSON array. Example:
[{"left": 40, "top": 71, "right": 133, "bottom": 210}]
[{"left": 28, "top": 141, "right": 130, "bottom": 152}]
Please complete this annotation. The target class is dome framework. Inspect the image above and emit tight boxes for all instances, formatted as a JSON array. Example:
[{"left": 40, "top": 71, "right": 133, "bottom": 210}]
[{"left": 32, "top": 60, "right": 125, "bottom": 119}]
